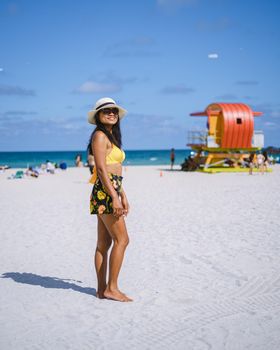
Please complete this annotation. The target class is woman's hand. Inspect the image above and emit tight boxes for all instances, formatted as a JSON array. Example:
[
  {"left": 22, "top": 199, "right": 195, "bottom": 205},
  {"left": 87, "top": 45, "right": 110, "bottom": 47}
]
[
  {"left": 120, "top": 192, "right": 130, "bottom": 216},
  {"left": 112, "top": 196, "right": 124, "bottom": 218}
]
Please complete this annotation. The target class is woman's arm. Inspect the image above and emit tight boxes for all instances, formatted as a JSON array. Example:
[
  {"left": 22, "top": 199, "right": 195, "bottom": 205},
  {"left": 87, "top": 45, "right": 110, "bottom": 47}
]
[
  {"left": 92, "top": 131, "right": 123, "bottom": 217},
  {"left": 120, "top": 188, "right": 130, "bottom": 216}
]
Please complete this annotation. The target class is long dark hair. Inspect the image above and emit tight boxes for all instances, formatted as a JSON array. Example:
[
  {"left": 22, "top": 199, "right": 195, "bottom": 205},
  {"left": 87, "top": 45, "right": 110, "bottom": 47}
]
[{"left": 87, "top": 111, "right": 122, "bottom": 155}]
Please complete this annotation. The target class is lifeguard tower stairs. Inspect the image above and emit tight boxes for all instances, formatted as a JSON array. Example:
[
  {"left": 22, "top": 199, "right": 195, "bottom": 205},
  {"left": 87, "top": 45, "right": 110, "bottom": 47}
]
[{"left": 187, "top": 103, "right": 264, "bottom": 173}]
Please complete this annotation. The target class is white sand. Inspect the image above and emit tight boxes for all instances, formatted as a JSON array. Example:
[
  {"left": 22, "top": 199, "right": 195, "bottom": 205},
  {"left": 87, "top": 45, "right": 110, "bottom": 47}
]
[{"left": 1, "top": 165, "right": 280, "bottom": 350}]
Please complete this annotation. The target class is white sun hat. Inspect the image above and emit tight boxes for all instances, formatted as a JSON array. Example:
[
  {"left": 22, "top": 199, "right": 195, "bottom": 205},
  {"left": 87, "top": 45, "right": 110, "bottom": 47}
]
[{"left": 88, "top": 97, "right": 127, "bottom": 125}]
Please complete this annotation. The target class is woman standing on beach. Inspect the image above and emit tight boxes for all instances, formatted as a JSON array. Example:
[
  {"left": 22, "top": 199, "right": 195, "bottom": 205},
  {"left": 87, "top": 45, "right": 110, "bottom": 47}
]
[{"left": 87, "top": 97, "right": 132, "bottom": 302}]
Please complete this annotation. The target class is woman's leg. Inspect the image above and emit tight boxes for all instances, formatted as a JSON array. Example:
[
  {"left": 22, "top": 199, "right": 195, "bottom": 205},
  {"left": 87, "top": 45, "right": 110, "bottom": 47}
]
[
  {"left": 99, "top": 214, "right": 132, "bottom": 302},
  {"left": 95, "top": 216, "right": 112, "bottom": 298}
]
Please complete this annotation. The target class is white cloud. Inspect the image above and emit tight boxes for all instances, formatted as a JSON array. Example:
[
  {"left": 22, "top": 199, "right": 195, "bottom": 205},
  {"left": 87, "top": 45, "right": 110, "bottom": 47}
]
[
  {"left": 74, "top": 81, "right": 120, "bottom": 94},
  {"left": 208, "top": 53, "right": 219, "bottom": 59}
]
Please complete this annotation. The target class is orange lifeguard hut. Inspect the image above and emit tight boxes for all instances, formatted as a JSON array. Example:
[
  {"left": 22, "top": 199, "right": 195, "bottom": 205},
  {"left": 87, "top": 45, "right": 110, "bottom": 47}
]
[{"left": 187, "top": 103, "right": 264, "bottom": 172}]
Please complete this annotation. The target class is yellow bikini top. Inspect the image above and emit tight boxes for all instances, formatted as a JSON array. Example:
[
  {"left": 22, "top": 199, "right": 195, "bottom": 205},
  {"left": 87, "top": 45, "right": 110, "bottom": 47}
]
[
  {"left": 106, "top": 144, "right": 125, "bottom": 164},
  {"left": 89, "top": 144, "right": 125, "bottom": 184}
]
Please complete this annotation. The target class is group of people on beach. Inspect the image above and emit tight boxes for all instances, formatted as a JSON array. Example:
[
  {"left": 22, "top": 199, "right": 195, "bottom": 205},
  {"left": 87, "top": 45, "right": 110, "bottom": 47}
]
[
  {"left": 180, "top": 150, "right": 272, "bottom": 173},
  {"left": 24, "top": 160, "right": 67, "bottom": 178},
  {"left": 248, "top": 151, "right": 269, "bottom": 175}
]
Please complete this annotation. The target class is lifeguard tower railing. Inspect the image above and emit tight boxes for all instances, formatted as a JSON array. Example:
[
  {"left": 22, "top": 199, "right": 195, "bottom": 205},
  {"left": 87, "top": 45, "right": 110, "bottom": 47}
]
[
  {"left": 187, "top": 130, "right": 208, "bottom": 147},
  {"left": 187, "top": 130, "right": 264, "bottom": 149}
]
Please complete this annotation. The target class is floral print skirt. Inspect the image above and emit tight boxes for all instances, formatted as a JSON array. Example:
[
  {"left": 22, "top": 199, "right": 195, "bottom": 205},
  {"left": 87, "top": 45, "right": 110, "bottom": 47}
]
[{"left": 90, "top": 173, "right": 123, "bottom": 215}]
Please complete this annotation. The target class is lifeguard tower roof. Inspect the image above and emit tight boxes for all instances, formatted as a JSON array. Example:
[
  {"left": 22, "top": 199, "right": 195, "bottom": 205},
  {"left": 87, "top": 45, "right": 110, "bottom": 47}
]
[{"left": 190, "top": 103, "right": 262, "bottom": 149}]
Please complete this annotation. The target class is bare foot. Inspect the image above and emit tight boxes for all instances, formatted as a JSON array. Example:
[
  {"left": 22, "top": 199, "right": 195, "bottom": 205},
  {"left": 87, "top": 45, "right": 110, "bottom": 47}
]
[
  {"left": 104, "top": 288, "right": 133, "bottom": 302},
  {"left": 96, "top": 290, "right": 106, "bottom": 299}
]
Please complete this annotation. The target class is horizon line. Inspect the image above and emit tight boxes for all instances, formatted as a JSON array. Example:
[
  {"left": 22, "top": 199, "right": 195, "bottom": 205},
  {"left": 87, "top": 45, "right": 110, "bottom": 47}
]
[{"left": 0, "top": 148, "right": 193, "bottom": 153}]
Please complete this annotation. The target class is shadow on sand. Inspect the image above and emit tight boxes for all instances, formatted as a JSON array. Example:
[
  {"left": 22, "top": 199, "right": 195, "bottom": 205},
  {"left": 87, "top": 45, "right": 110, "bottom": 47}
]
[
  {"left": 157, "top": 168, "right": 182, "bottom": 172},
  {"left": 1, "top": 272, "right": 96, "bottom": 297}
]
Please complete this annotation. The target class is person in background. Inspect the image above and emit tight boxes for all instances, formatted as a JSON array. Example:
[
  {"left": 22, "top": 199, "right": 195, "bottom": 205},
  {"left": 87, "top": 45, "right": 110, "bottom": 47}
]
[
  {"left": 75, "top": 154, "right": 83, "bottom": 167},
  {"left": 87, "top": 149, "right": 95, "bottom": 174},
  {"left": 25, "top": 166, "right": 39, "bottom": 178},
  {"left": 249, "top": 152, "right": 256, "bottom": 175},
  {"left": 262, "top": 151, "right": 269, "bottom": 173},
  {"left": 257, "top": 152, "right": 265, "bottom": 175},
  {"left": 0, "top": 165, "right": 10, "bottom": 172},
  {"left": 170, "top": 148, "right": 175, "bottom": 170},
  {"left": 46, "top": 160, "right": 55, "bottom": 174}
]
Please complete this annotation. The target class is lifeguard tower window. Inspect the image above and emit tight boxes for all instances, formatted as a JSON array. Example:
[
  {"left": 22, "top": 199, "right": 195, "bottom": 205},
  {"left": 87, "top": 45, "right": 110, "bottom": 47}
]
[{"left": 236, "top": 118, "right": 242, "bottom": 124}]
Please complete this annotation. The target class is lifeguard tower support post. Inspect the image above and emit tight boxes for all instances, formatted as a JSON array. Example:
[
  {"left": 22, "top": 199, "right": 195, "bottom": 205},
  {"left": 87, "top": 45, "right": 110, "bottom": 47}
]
[{"left": 187, "top": 103, "right": 264, "bottom": 172}]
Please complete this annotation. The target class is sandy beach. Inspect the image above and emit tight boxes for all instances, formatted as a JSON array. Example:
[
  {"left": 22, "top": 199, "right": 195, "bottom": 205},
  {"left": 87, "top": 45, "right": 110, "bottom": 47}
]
[{"left": 1, "top": 165, "right": 280, "bottom": 350}]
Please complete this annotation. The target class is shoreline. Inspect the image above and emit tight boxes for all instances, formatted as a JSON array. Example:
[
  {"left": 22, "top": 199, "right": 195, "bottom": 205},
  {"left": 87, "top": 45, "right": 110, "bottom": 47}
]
[
  {"left": 1, "top": 163, "right": 278, "bottom": 176},
  {"left": 1, "top": 149, "right": 280, "bottom": 170}
]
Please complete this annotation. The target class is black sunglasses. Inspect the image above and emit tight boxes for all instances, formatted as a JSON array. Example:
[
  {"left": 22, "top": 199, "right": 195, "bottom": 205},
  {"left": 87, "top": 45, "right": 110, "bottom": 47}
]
[{"left": 101, "top": 108, "right": 119, "bottom": 115}]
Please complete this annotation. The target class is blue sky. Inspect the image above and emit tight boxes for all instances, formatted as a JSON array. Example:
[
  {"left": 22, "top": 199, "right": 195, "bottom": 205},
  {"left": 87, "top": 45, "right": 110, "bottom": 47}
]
[{"left": 0, "top": 0, "right": 279, "bottom": 151}]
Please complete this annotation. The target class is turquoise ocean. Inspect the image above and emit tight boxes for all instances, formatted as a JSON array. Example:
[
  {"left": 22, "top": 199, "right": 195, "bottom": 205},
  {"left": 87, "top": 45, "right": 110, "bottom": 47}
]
[
  {"left": 0, "top": 149, "right": 192, "bottom": 169},
  {"left": 1, "top": 149, "right": 279, "bottom": 169}
]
